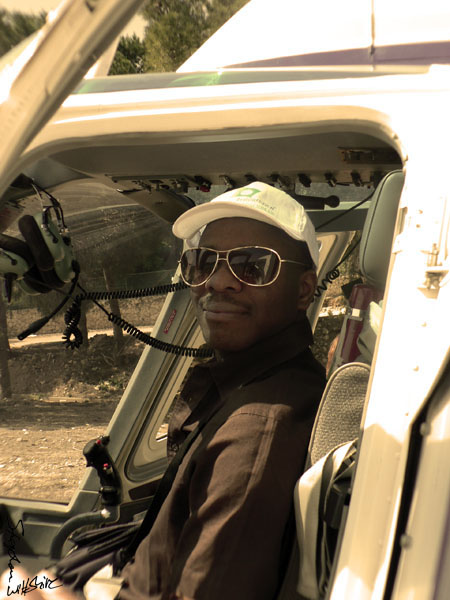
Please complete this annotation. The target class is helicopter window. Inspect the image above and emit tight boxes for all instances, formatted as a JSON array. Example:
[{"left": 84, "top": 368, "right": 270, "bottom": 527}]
[{"left": 0, "top": 181, "right": 181, "bottom": 503}]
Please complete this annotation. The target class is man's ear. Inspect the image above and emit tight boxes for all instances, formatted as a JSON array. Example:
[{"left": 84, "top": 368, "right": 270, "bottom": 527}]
[{"left": 297, "top": 270, "right": 317, "bottom": 310}]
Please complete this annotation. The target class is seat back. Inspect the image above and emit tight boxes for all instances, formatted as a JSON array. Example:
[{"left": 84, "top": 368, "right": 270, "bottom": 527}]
[
  {"left": 277, "top": 362, "right": 370, "bottom": 600},
  {"left": 293, "top": 363, "right": 370, "bottom": 599},
  {"left": 307, "top": 362, "right": 370, "bottom": 468},
  {"left": 327, "top": 170, "right": 405, "bottom": 373},
  {"left": 277, "top": 171, "right": 405, "bottom": 599},
  {"left": 359, "top": 170, "right": 404, "bottom": 289}
]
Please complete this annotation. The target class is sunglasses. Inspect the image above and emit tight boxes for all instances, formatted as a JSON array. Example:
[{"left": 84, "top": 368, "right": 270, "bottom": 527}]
[{"left": 180, "top": 246, "right": 309, "bottom": 287}]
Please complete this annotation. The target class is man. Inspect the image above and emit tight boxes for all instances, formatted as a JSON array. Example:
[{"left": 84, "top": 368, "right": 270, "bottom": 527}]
[
  {"left": 3, "top": 182, "right": 325, "bottom": 600},
  {"left": 118, "top": 181, "right": 326, "bottom": 600}
]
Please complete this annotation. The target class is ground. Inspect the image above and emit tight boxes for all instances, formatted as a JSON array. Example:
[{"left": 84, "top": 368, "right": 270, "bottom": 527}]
[
  {"left": 0, "top": 335, "right": 141, "bottom": 502},
  {"left": 0, "top": 296, "right": 345, "bottom": 503},
  {"left": 0, "top": 393, "right": 118, "bottom": 502},
  {"left": 1, "top": 298, "right": 160, "bottom": 503}
]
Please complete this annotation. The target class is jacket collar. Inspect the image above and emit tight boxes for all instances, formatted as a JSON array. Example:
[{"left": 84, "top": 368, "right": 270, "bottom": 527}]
[{"left": 207, "top": 314, "right": 313, "bottom": 397}]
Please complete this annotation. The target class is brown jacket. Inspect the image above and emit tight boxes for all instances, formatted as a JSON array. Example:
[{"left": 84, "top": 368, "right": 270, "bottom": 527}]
[{"left": 120, "top": 316, "right": 325, "bottom": 600}]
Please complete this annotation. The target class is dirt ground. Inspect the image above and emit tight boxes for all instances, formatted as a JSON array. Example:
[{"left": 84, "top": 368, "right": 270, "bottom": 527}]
[
  {"left": 0, "top": 335, "right": 141, "bottom": 502},
  {"left": 0, "top": 296, "right": 345, "bottom": 503},
  {"left": 0, "top": 394, "right": 118, "bottom": 502},
  {"left": 0, "top": 298, "right": 162, "bottom": 502}
]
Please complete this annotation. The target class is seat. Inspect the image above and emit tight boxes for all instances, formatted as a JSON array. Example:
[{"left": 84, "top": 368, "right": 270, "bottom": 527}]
[
  {"left": 328, "top": 170, "right": 405, "bottom": 373},
  {"left": 277, "top": 362, "right": 370, "bottom": 600},
  {"left": 307, "top": 362, "right": 370, "bottom": 468},
  {"left": 276, "top": 170, "right": 405, "bottom": 600}
]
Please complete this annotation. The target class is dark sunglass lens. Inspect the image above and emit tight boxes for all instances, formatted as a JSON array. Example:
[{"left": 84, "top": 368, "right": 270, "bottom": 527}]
[
  {"left": 228, "top": 248, "right": 279, "bottom": 285},
  {"left": 181, "top": 249, "right": 217, "bottom": 285}
]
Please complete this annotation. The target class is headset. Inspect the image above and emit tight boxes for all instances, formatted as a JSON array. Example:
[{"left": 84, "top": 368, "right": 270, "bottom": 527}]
[
  {"left": 0, "top": 183, "right": 209, "bottom": 357},
  {"left": 0, "top": 186, "right": 76, "bottom": 300}
]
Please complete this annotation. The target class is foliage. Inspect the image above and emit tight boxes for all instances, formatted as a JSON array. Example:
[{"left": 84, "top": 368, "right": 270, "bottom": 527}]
[
  {"left": 337, "top": 231, "right": 361, "bottom": 278},
  {"left": 0, "top": 0, "right": 247, "bottom": 388},
  {"left": 204, "top": 0, "right": 249, "bottom": 38},
  {"left": 0, "top": 9, "right": 46, "bottom": 57},
  {"left": 109, "top": 34, "right": 146, "bottom": 75},
  {"left": 140, "top": 0, "right": 248, "bottom": 72},
  {"left": 140, "top": 0, "right": 205, "bottom": 72},
  {"left": 106, "top": 0, "right": 249, "bottom": 74},
  {"left": 0, "top": 2, "right": 248, "bottom": 72}
]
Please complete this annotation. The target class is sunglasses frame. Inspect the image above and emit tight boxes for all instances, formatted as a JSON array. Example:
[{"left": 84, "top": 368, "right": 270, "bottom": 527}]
[{"left": 180, "top": 245, "right": 309, "bottom": 287}]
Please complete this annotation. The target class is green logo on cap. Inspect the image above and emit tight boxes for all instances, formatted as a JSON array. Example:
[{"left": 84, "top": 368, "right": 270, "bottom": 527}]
[{"left": 233, "top": 187, "right": 260, "bottom": 198}]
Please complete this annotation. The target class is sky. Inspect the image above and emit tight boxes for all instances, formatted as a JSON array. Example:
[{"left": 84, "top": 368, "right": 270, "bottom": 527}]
[{"left": 0, "top": 0, "right": 146, "bottom": 37}]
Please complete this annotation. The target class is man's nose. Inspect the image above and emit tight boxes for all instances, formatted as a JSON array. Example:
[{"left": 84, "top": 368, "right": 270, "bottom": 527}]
[{"left": 205, "top": 258, "right": 242, "bottom": 292}]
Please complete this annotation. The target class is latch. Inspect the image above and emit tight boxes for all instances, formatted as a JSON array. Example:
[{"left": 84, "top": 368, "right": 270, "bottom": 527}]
[{"left": 421, "top": 243, "right": 449, "bottom": 291}]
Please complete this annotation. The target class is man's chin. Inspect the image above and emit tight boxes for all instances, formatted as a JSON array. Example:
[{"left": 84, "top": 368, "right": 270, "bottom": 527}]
[{"left": 204, "top": 331, "right": 256, "bottom": 355}]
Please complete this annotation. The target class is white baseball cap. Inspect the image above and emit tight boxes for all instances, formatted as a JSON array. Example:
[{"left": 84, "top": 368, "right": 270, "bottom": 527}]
[{"left": 172, "top": 181, "right": 319, "bottom": 268}]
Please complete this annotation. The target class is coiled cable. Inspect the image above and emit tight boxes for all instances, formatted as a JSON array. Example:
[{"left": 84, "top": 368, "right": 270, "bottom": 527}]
[
  {"left": 314, "top": 236, "right": 361, "bottom": 298},
  {"left": 62, "top": 300, "right": 83, "bottom": 349},
  {"left": 107, "top": 313, "right": 212, "bottom": 358},
  {"left": 315, "top": 266, "right": 341, "bottom": 298},
  {"left": 71, "top": 281, "right": 188, "bottom": 302},
  {"left": 63, "top": 281, "right": 213, "bottom": 358}
]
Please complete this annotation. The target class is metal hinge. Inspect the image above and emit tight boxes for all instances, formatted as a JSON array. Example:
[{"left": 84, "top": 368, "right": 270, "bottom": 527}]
[
  {"left": 418, "top": 194, "right": 449, "bottom": 291},
  {"left": 421, "top": 243, "right": 449, "bottom": 291}
]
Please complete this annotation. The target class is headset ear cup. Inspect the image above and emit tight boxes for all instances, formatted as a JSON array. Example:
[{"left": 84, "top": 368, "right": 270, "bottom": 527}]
[
  {"left": 0, "top": 233, "right": 34, "bottom": 266},
  {"left": 19, "top": 215, "right": 65, "bottom": 289},
  {"left": 22, "top": 267, "right": 52, "bottom": 294},
  {"left": 0, "top": 233, "right": 50, "bottom": 294}
]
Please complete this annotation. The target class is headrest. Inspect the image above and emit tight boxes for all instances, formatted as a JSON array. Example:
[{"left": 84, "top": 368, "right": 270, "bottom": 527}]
[{"left": 359, "top": 170, "right": 404, "bottom": 289}]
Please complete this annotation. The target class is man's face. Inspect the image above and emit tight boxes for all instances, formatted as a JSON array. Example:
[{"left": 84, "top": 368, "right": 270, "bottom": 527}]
[{"left": 190, "top": 217, "right": 316, "bottom": 355}]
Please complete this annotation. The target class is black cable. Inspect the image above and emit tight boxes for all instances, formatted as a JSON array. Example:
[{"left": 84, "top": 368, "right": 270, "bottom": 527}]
[
  {"left": 73, "top": 281, "right": 188, "bottom": 303},
  {"left": 17, "top": 269, "right": 80, "bottom": 340},
  {"left": 316, "top": 191, "right": 374, "bottom": 232},
  {"left": 107, "top": 314, "right": 212, "bottom": 358},
  {"left": 63, "top": 281, "right": 213, "bottom": 358},
  {"left": 333, "top": 236, "right": 361, "bottom": 271},
  {"left": 313, "top": 190, "right": 373, "bottom": 297},
  {"left": 31, "top": 182, "right": 69, "bottom": 231},
  {"left": 314, "top": 236, "right": 361, "bottom": 298},
  {"left": 14, "top": 185, "right": 207, "bottom": 356}
]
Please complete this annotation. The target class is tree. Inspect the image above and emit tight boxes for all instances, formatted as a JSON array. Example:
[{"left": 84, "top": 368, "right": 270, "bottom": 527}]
[
  {"left": 0, "top": 293, "right": 12, "bottom": 399},
  {"left": 140, "top": 0, "right": 247, "bottom": 72},
  {"left": 203, "top": 0, "right": 249, "bottom": 39},
  {"left": 140, "top": 0, "right": 206, "bottom": 72},
  {"left": 0, "top": 7, "right": 143, "bottom": 76},
  {"left": 0, "top": 2, "right": 248, "bottom": 72},
  {"left": 109, "top": 34, "right": 146, "bottom": 75},
  {"left": 0, "top": 9, "right": 46, "bottom": 57}
]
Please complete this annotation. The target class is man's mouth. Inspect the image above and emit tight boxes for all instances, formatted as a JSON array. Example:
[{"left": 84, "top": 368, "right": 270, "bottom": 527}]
[{"left": 200, "top": 300, "right": 249, "bottom": 321}]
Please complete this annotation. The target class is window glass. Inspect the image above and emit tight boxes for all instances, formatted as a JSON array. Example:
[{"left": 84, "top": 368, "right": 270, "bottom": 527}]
[
  {"left": 0, "top": 181, "right": 181, "bottom": 502},
  {"left": 311, "top": 231, "right": 373, "bottom": 378}
]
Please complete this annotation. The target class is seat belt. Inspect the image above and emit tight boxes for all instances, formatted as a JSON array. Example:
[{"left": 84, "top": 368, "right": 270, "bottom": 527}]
[{"left": 115, "top": 387, "right": 225, "bottom": 573}]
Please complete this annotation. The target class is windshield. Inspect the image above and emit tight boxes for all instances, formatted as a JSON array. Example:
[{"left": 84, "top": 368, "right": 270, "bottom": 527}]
[
  {"left": 72, "top": 65, "right": 430, "bottom": 95},
  {"left": 0, "top": 180, "right": 182, "bottom": 502}
]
